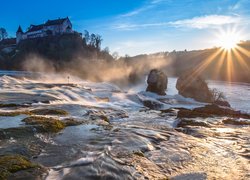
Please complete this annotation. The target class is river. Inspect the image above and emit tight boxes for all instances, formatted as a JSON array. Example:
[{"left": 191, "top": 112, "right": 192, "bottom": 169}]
[{"left": 0, "top": 71, "right": 249, "bottom": 179}]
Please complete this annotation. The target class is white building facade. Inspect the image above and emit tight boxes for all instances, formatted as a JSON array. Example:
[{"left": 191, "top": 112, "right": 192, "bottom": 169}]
[{"left": 16, "top": 17, "right": 73, "bottom": 44}]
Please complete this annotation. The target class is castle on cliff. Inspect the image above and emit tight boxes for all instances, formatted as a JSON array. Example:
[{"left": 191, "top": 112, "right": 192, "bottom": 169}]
[{"left": 16, "top": 17, "right": 73, "bottom": 44}]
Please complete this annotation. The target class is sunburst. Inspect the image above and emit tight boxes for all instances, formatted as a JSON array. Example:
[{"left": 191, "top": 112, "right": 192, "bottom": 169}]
[
  {"left": 189, "top": 27, "right": 249, "bottom": 82},
  {"left": 216, "top": 28, "right": 241, "bottom": 51}
]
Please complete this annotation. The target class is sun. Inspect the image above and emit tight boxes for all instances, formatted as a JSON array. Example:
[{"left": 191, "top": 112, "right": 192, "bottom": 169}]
[{"left": 216, "top": 29, "right": 241, "bottom": 51}]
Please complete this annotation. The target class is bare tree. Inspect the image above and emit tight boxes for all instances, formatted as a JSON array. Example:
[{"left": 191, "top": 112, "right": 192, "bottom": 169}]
[
  {"left": 210, "top": 88, "right": 225, "bottom": 102},
  {"left": 112, "top": 52, "right": 119, "bottom": 60},
  {"left": 103, "top": 47, "right": 109, "bottom": 53},
  {"left": 90, "top": 33, "right": 96, "bottom": 47},
  {"left": 94, "top": 34, "right": 102, "bottom": 50},
  {"left": 0, "top": 27, "right": 8, "bottom": 40},
  {"left": 83, "top": 30, "right": 90, "bottom": 45}
]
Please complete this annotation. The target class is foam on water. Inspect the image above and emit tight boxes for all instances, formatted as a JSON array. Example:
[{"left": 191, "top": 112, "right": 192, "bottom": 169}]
[{"left": 0, "top": 71, "right": 249, "bottom": 179}]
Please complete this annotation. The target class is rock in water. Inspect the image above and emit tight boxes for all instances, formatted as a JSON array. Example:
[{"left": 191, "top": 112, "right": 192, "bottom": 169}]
[
  {"left": 214, "top": 100, "right": 231, "bottom": 107},
  {"left": 146, "top": 69, "right": 168, "bottom": 95},
  {"left": 176, "top": 72, "right": 212, "bottom": 103}
]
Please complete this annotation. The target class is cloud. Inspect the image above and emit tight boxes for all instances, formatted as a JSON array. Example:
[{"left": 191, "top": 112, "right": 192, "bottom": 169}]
[
  {"left": 120, "top": 7, "right": 151, "bottom": 17},
  {"left": 120, "top": 0, "right": 166, "bottom": 17},
  {"left": 113, "top": 15, "right": 244, "bottom": 31},
  {"left": 113, "top": 22, "right": 168, "bottom": 30},
  {"left": 168, "top": 15, "right": 242, "bottom": 29}
]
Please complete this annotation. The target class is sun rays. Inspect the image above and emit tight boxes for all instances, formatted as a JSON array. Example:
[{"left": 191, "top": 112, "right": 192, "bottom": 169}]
[
  {"left": 216, "top": 29, "right": 241, "bottom": 51},
  {"left": 190, "top": 27, "right": 249, "bottom": 82}
]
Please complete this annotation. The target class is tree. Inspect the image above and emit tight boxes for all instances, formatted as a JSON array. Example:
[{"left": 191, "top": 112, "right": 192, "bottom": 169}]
[
  {"left": 94, "top": 34, "right": 102, "bottom": 50},
  {"left": 210, "top": 88, "right": 225, "bottom": 102},
  {"left": 90, "top": 33, "right": 96, "bottom": 47},
  {"left": 0, "top": 28, "right": 8, "bottom": 40},
  {"left": 83, "top": 30, "right": 90, "bottom": 45},
  {"left": 103, "top": 47, "right": 110, "bottom": 53},
  {"left": 112, "top": 52, "right": 119, "bottom": 60}
]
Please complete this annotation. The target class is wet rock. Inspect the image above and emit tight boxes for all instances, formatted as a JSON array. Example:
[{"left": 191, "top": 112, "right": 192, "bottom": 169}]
[
  {"left": 171, "top": 172, "right": 207, "bottom": 180},
  {"left": 146, "top": 69, "right": 168, "bottom": 95},
  {"left": 214, "top": 100, "right": 231, "bottom": 107},
  {"left": 133, "top": 151, "right": 145, "bottom": 157},
  {"left": 222, "top": 118, "right": 250, "bottom": 125},
  {"left": 0, "top": 154, "right": 45, "bottom": 179},
  {"left": 176, "top": 73, "right": 212, "bottom": 103},
  {"left": 0, "top": 127, "right": 39, "bottom": 140},
  {"left": 143, "top": 100, "right": 163, "bottom": 110},
  {"left": 0, "top": 108, "right": 68, "bottom": 117},
  {"left": 87, "top": 111, "right": 110, "bottom": 123},
  {"left": 86, "top": 109, "right": 128, "bottom": 122},
  {"left": 177, "top": 104, "right": 250, "bottom": 119},
  {"left": 95, "top": 97, "right": 110, "bottom": 102},
  {"left": 0, "top": 103, "right": 29, "bottom": 108},
  {"left": 0, "top": 111, "right": 30, "bottom": 117},
  {"left": 22, "top": 116, "right": 65, "bottom": 133},
  {"left": 177, "top": 119, "right": 211, "bottom": 128},
  {"left": 30, "top": 108, "right": 68, "bottom": 116},
  {"left": 63, "top": 118, "right": 82, "bottom": 126},
  {"left": 160, "top": 108, "right": 177, "bottom": 116}
]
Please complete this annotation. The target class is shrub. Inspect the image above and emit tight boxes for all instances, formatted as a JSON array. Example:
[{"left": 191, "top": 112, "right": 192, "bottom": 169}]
[{"left": 210, "top": 88, "right": 226, "bottom": 102}]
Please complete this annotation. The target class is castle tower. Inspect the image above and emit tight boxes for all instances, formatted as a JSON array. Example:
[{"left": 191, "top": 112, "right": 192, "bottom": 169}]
[{"left": 16, "top": 25, "right": 23, "bottom": 44}]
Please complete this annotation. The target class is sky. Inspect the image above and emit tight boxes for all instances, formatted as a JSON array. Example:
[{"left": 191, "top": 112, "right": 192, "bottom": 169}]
[{"left": 1, "top": 0, "right": 250, "bottom": 56}]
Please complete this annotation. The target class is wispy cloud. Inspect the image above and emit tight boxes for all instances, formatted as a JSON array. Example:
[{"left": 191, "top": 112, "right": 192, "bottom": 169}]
[
  {"left": 120, "top": 0, "right": 166, "bottom": 17},
  {"left": 113, "top": 22, "right": 168, "bottom": 30},
  {"left": 113, "top": 15, "right": 244, "bottom": 31},
  {"left": 169, "top": 15, "right": 242, "bottom": 29},
  {"left": 120, "top": 6, "right": 152, "bottom": 17}
]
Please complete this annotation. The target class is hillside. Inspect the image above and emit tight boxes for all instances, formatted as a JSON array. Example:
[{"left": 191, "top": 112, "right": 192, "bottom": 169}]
[
  {"left": 123, "top": 41, "right": 250, "bottom": 83},
  {"left": 0, "top": 33, "right": 113, "bottom": 72}
]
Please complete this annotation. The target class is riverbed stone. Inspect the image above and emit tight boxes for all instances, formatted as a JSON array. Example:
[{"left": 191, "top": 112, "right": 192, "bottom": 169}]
[
  {"left": 0, "top": 154, "right": 46, "bottom": 179},
  {"left": 177, "top": 104, "right": 250, "bottom": 119},
  {"left": 146, "top": 69, "right": 168, "bottom": 95},
  {"left": 176, "top": 72, "right": 212, "bottom": 103}
]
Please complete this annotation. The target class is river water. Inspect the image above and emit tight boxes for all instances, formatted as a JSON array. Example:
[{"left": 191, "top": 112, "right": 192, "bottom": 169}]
[{"left": 0, "top": 71, "right": 249, "bottom": 179}]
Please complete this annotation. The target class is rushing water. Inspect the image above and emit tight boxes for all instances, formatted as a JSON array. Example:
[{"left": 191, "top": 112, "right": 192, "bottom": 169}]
[{"left": 0, "top": 71, "right": 249, "bottom": 179}]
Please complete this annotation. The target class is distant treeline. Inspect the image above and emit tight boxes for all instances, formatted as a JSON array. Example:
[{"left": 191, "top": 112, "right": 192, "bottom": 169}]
[{"left": 120, "top": 41, "right": 250, "bottom": 84}]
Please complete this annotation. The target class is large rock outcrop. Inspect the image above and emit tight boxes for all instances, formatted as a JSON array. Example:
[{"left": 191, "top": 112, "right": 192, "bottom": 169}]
[
  {"left": 176, "top": 72, "right": 212, "bottom": 103},
  {"left": 146, "top": 69, "right": 168, "bottom": 95}
]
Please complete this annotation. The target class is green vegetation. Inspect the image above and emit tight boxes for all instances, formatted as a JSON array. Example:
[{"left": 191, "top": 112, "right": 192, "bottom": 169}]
[
  {"left": 0, "top": 111, "right": 30, "bottom": 117},
  {"left": 0, "top": 108, "right": 68, "bottom": 117},
  {"left": 22, "top": 116, "right": 65, "bottom": 133},
  {"left": 22, "top": 116, "right": 81, "bottom": 133},
  {"left": 0, "top": 155, "right": 38, "bottom": 179},
  {"left": 0, "top": 32, "right": 114, "bottom": 72},
  {"left": 63, "top": 118, "right": 82, "bottom": 126},
  {"left": 0, "top": 28, "right": 8, "bottom": 41}
]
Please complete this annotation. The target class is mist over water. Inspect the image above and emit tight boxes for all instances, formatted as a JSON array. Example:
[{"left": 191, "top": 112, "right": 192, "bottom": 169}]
[{"left": 20, "top": 53, "right": 174, "bottom": 86}]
